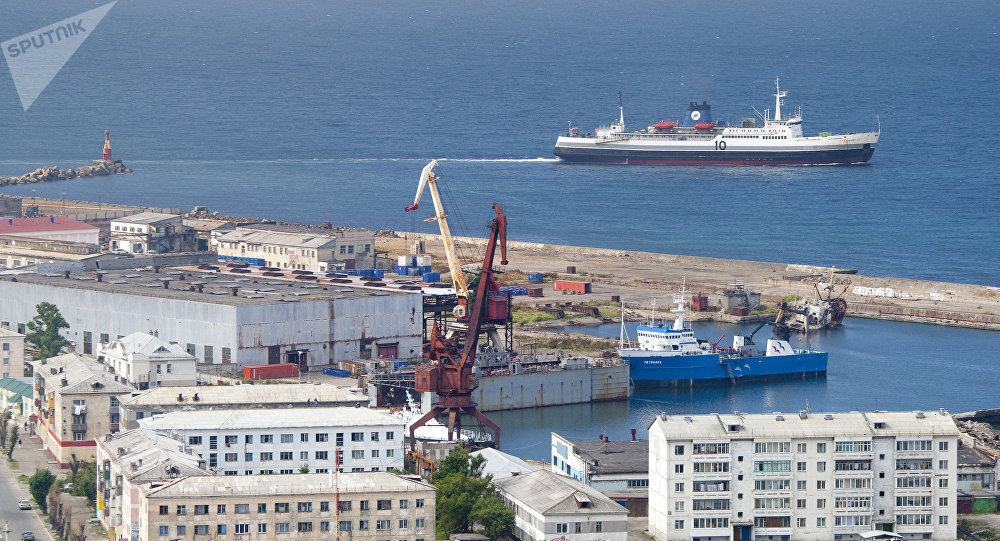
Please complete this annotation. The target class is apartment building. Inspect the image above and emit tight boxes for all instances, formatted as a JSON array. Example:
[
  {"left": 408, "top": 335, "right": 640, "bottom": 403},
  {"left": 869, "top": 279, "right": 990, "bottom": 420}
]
[
  {"left": 117, "top": 383, "right": 369, "bottom": 430},
  {"left": 30, "top": 353, "right": 132, "bottom": 465},
  {"left": 100, "top": 332, "right": 198, "bottom": 390},
  {"left": 0, "top": 327, "right": 26, "bottom": 378},
  {"left": 109, "top": 212, "right": 189, "bottom": 254},
  {"left": 96, "top": 429, "right": 212, "bottom": 541},
  {"left": 216, "top": 224, "right": 375, "bottom": 271},
  {"left": 138, "top": 407, "right": 405, "bottom": 474},
  {"left": 551, "top": 431, "right": 650, "bottom": 516},
  {"left": 137, "top": 472, "right": 435, "bottom": 541},
  {"left": 494, "top": 469, "right": 629, "bottom": 541},
  {"left": 648, "top": 410, "right": 959, "bottom": 541}
]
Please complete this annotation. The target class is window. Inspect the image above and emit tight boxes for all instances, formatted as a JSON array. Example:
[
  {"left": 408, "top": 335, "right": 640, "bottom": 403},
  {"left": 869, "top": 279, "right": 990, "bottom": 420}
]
[
  {"left": 797, "top": 461, "right": 807, "bottom": 471},
  {"left": 692, "top": 462, "right": 728, "bottom": 473},
  {"left": 797, "top": 499, "right": 807, "bottom": 509},
  {"left": 234, "top": 523, "right": 249, "bottom": 534},
  {"left": 225, "top": 435, "right": 238, "bottom": 445},
  {"left": 316, "top": 433, "right": 328, "bottom": 442},
  {"left": 940, "top": 497, "right": 948, "bottom": 506},
  {"left": 319, "top": 501, "right": 329, "bottom": 512},
  {"left": 674, "top": 464, "right": 684, "bottom": 473},
  {"left": 817, "top": 461, "right": 826, "bottom": 471},
  {"left": 399, "top": 499, "right": 408, "bottom": 509},
  {"left": 224, "top": 453, "right": 238, "bottom": 462},
  {"left": 377, "top": 499, "right": 393, "bottom": 510},
  {"left": 939, "top": 478, "right": 949, "bottom": 488},
  {"left": 222, "top": 347, "right": 231, "bottom": 363},
  {"left": 817, "top": 442, "right": 827, "bottom": 453},
  {"left": 674, "top": 501, "right": 684, "bottom": 511},
  {"left": 298, "top": 502, "right": 313, "bottom": 512},
  {"left": 301, "top": 451, "right": 309, "bottom": 460},
  {"left": 834, "top": 441, "right": 872, "bottom": 452},
  {"left": 300, "top": 432, "right": 309, "bottom": 442},
  {"left": 159, "top": 525, "right": 168, "bottom": 536},
  {"left": 352, "top": 450, "right": 364, "bottom": 459},
  {"left": 939, "top": 441, "right": 949, "bottom": 451},
  {"left": 257, "top": 524, "right": 267, "bottom": 534},
  {"left": 370, "top": 431, "right": 379, "bottom": 442},
  {"left": 217, "top": 524, "right": 226, "bottom": 535},
  {"left": 209, "top": 436, "right": 218, "bottom": 449},
  {"left": 754, "top": 498, "right": 790, "bottom": 509},
  {"left": 755, "top": 442, "right": 791, "bottom": 453},
  {"left": 235, "top": 504, "right": 249, "bottom": 514},
  {"left": 628, "top": 479, "right": 649, "bottom": 488},
  {"left": 280, "top": 451, "right": 293, "bottom": 461},
  {"left": 817, "top": 517, "right": 826, "bottom": 527},
  {"left": 176, "top": 526, "right": 185, "bottom": 536},
  {"left": 674, "top": 482, "right": 684, "bottom": 492},
  {"left": 176, "top": 505, "right": 187, "bottom": 516},
  {"left": 691, "top": 499, "right": 729, "bottom": 510},
  {"left": 896, "top": 440, "right": 933, "bottom": 451},
  {"left": 159, "top": 505, "right": 169, "bottom": 515},
  {"left": 940, "top": 516, "right": 949, "bottom": 525},
  {"left": 400, "top": 519, "right": 409, "bottom": 529},
  {"left": 556, "top": 523, "right": 568, "bottom": 533},
  {"left": 336, "top": 433, "right": 344, "bottom": 446},
  {"left": 204, "top": 345, "right": 214, "bottom": 363},
  {"left": 360, "top": 500, "right": 370, "bottom": 511},
  {"left": 320, "top": 521, "right": 330, "bottom": 532},
  {"left": 245, "top": 452, "right": 253, "bottom": 462},
  {"left": 245, "top": 434, "right": 253, "bottom": 444},
  {"left": 280, "top": 433, "right": 294, "bottom": 443},
  {"left": 258, "top": 503, "right": 267, "bottom": 513},
  {"left": 674, "top": 444, "right": 685, "bottom": 455},
  {"left": 754, "top": 479, "right": 790, "bottom": 490},
  {"left": 275, "top": 503, "right": 290, "bottom": 513},
  {"left": 351, "top": 432, "right": 364, "bottom": 442},
  {"left": 276, "top": 523, "right": 290, "bottom": 533},
  {"left": 339, "top": 521, "right": 352, "bottom": 531},
  {"left": 260, "top": 452, "right": 273, "bottom": 461},
  {"left": 674, "top": 520, "right": 684, "bottom": 529},
  {"left": 217, "top": 504, "right": 227, "bottom": 514},
  {"left": 754, "top": 460, "right": 791, "bottom": 472},
  {"left": 372, "top": 450, "right": 380, "bottom": 458},
  {"left": 415, "top": 499, "right": 424, "bottom": 508},
  {"left": 194, "top": 505, "right": 209, "bottom": 515},
  {"left": 797, "top": 518, "right": 806, "bottom": 528},
  {"left": 796, "top": 480, "right": 807, "bottom": 490},
  {"left": 939, "top": 460, "right": 948, "bottom": 469},
  {"left": 298, "top": 522, "right": 313, "bottom": 533},
  {"left": 316, "top": 450, "right": 328, "bottom": 461},
  {"left": 339, "top": 501, "right": 353, "bottom": 512},
  {"left": 797, "top": 443, "right": 807, "bottom": 453},
  {"left": 817, "top": 498, "right": 826, "bottom": 509},
  {"left": 416, "top": 518, "right": 425, "bottom": 529},
  {"left": 693, "top": 518, "right": 729, "bottom": 529},
  {"left": 193, "top": 525, "right": 208, "bottom": 535},
  {"left": 359, "top": 520, "right": 369, "bottom": 531},
  {"left": 386, "top": 431, "right": 394, "bottom": 440},
  {"left": 261, "top": 434, "right": 273, "bottom": 444}
]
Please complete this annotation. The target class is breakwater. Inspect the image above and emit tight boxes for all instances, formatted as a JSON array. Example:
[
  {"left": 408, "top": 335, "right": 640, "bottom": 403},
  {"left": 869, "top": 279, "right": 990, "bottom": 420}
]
[{"left": 0, "top": 160, "right": 131, "bottom": 186}]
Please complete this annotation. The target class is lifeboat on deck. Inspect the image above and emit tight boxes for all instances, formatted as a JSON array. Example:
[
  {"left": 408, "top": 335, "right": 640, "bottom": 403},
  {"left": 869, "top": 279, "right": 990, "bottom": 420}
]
[
  {"left": 694, "top": 122, "right": 715, "bottom": 130},
  {"left": 653, "top": 121, "right": 675, "bottom": 130}
]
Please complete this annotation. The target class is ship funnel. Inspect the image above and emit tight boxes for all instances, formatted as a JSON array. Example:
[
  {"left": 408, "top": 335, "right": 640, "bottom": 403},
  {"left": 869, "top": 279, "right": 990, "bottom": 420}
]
[{"left": 682, "top": 101, "right": 713, "bottom": 127}]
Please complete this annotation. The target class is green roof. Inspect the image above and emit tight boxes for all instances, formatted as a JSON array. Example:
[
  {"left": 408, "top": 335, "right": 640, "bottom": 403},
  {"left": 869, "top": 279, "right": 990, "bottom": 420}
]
[{"left": 0, "top": 377, "right": 32, "bottom": 398}]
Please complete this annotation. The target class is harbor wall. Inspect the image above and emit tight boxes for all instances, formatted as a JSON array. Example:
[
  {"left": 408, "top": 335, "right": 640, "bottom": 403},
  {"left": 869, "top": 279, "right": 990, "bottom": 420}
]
[{"left": 473, "top": 363, "right": 629, "bottom": 412}]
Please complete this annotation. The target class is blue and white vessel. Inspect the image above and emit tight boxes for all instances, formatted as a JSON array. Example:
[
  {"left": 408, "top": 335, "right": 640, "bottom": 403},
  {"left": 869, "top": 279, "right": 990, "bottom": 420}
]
[{"left": 618, "top": 290, "right": 827, "bottom": 385}]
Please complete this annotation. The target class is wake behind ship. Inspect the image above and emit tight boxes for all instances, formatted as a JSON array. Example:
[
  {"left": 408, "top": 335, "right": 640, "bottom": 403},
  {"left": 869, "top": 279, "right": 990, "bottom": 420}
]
[{"left": 554, "top": 79, "right": 879, "bottom": 165}]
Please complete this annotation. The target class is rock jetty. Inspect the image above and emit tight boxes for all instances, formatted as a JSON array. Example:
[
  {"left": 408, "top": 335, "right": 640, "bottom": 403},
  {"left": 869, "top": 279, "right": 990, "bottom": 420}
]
[{"left": 0, "top": 160, "right": 131, "bottom": 186}]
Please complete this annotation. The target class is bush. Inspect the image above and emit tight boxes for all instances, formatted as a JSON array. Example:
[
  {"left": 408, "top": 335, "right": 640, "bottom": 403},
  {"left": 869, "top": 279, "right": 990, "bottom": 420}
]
[{"left": 29, "top": 469, "right": 56, "bottom": 512}]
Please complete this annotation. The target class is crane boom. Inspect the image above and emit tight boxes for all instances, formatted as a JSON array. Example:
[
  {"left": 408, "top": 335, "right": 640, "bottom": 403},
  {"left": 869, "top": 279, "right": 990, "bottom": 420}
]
[{"left": 405, "top": 160, "right": 469, "bottom": 297}]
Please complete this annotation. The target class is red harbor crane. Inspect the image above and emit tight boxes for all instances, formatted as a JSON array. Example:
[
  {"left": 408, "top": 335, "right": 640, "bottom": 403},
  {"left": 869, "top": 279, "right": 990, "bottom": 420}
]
[{"left": 408, "top": 201, "right": 507, "bottom": 450}]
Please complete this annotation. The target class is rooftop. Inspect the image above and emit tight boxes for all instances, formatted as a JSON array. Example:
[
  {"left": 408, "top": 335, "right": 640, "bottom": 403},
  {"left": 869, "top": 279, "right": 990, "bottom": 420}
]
[
  {"left": 240, "top": 222, "right": 370, "bottom": 237},
  {"left": 218, "top": 228, "right": 338, "bottom": 249},
  {"left": 494, "top": 470, "right": 627, "bottom": 515},
  {"left": 958, "top": 445, "right": 995, "bottom": 467},
  {"left": 471, "top": 447, "right": 537, "bottom": 480},
  {"left": 119, "top": 383, "right": 367, "bottom": 408},
  {"left": 558, "top": 434, "right": 649, "bottom": 474},
  {"left": 0, "top": 265, "right": 415, "bottom": 306},
  {"left": 139, "top": 406, "right": 402, "bottom": 431},
  {"left": 31, "top": 353, "right": 132, "bottom": 395},
  {"left": 649, "top": 410, "right": 960, "bottom": 440},
  {"left": 0, "top": 216, "right": 98, "bottom": 234},
  {"left": 144, "top": 471, "right": 434, "bottom": 498},
  {"left": 99, "top": 429, "right": 211, "bottom": 482},
  {"left": 0, "top": 327, "right": 24, "bottom": 339},
  {"left": 112, "top": 212, "right": 181, "bottom": 225},
  {"left": 102, "top": 332, "right": 193, "bottom": 360},
  {"left": 181, "top": 218, "right": 235, "bottom": 232}
]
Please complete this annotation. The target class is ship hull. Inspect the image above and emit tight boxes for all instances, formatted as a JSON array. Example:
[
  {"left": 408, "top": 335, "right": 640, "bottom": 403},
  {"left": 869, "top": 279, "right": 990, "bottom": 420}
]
[
  {"left": 619, "top": 350, "right": 828, "bottom": 385},
  {"left": 554, "top": 145, "right": 875, "bottom": 165}
]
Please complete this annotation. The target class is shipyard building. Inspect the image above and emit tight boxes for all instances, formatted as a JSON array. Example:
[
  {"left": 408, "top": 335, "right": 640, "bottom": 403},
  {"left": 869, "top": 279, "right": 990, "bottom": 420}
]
[
  {"left": 647, "top": 410, "right": 959, "bottom": 541},
  {"left": 0, "top": 266, "right": 422, "bottom": 367}
]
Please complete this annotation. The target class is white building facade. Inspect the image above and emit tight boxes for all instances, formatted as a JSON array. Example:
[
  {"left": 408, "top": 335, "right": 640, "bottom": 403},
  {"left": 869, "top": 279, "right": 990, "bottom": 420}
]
[
  {"left": 0, "top": 327, "right": 26, "bottom": 378},
  {"left": 138, "top": 407, "right": 405, "bottom": 475},
  {"left": 109, "top": 212, "right": 186, "bottom": 254},
  {"left": 648, "top": 411, "right": 959, "bottom": 541},
  {"left": 101, "top": 332, "right": 198, "bottom": 389}
]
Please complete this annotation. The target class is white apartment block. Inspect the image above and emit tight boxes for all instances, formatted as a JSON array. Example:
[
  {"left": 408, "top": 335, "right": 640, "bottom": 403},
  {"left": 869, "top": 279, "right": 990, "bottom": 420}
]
[
  {"left": 648, "top": 410, "right": 959, "bottom": 541},
  {"left": 138, "top": 407, "right": 405, "bottom": 475},
  {"left": 109, "top": 212, "right": 186, "bottom": 254},
  {"left": 216, "top": 226, "right": 375, "bottom": 271},
  {"left": 137, "top": 472, "right": 436, "bottom": 541},
  {"left": 101, "top": 332, "right": 198, "bottom": 390}
]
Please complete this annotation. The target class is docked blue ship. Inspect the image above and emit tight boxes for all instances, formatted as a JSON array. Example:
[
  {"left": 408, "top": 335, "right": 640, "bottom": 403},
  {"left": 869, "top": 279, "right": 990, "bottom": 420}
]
[{"left": 618, "top": 290, "right": 827, "bottom": 385}]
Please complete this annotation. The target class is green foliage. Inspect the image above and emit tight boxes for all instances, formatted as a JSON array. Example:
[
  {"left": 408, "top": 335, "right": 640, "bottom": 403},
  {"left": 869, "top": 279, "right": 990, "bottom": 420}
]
[
  {"left": 25, "top": 302, "right": 70, "bottom": 359},
  {"left": 8, "top": 425, "right": 17, "bottom": 460},
  {"left": 781, "top": 294, "right": 802, "bottom": 303},
  {"left": 29, "top": 469, "right": 56, "bottom": 512},
  {"left": 433, "top": 447, "right": 513, "bottom": 541},
  {"left": 299, "top": 463, "right": 310, "bottom": 473},
  {"left": 511, "top": 306, "right": 558, "bottom": 324},
  {"left": 70, "top": 462, "right": 98, "bottom": 505},
  {"left": 0, "top": 410, "right": 10, "bottom": 449}
]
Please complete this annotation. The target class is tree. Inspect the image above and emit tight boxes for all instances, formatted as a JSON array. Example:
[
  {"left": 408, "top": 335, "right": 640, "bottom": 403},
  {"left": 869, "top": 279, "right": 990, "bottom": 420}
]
[
  {"left": 8, "top": 425, "right": 17, "bottom": 460},
  {"left": 433, "top": 447, "right": 513, "bottom": 540},
  {"left": 29, "top": 468, "right": 56, "bottom": 512},
  {"left": 25, "top": 302, "right": 70, "bottom": 359},
  {"left": 0, "top": 410, "right": 10, "bottom": 449},
  {"left": 69, "top": 461, "right": 97, "bottom": 505}
]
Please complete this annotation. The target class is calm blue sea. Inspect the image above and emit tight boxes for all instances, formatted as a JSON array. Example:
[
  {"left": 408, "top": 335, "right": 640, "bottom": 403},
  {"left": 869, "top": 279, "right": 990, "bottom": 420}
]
[{"left": 2, "top": 1, "right": 999, "bottom": 459}]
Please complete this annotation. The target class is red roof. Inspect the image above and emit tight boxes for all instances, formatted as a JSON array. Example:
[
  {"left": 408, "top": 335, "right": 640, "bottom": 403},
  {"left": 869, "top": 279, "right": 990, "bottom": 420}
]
[{"left": 0, "top": 216, "right": 98, "bottom": 234}]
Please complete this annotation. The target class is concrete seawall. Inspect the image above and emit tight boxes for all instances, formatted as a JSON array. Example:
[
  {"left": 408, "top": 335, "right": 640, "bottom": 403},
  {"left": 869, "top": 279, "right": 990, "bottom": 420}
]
[{"left": 473, "top": 363, "right": 630, "bottom": 412}]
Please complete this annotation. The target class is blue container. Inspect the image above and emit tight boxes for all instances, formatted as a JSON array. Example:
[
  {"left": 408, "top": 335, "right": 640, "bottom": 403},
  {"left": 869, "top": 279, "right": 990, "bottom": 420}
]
[
  {"left": 394, "top": 265, "right": 410, "bottom": 275},
  {"left": 323, "top": 368, "right": 352, "bottom": 378},
  {"left": 407, "top": 267, "right": 423, "bottom": 276},
  {"left": 422, "top": 272, "right": 440, "bottom": 283},
  {"left": 528, "top": 273, "right": 543, "bottom": 281}
]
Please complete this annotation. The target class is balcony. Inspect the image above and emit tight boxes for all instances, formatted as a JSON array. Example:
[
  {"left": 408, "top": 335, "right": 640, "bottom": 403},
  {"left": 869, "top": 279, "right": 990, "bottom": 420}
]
[{"left": 71, "top": 423, "right": 88, "bottom": 433}]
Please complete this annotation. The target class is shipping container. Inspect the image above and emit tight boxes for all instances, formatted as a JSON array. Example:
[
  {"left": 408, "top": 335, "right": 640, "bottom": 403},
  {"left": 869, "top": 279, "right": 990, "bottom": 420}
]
[
  {"left": 553, "top": 280, "right": 591, "bottom": 293},
  {"left": 322, "top": 368, "right": 352, "bottom": 378},
  {"left": 527, "top": 287, "right": 544, "bottom": 298},
  {"left": 973, "top": 497, "right": 997, "bottom": 514},
  {"left": 422, "top": 272, "right": 441, "bottom": 283},
  {"left": 528, "top": 273, "right": 544, "bottom": 283},
  {"left": 398, "top": 255, "right": 416, "bottom": 267},
  {"left": 566, "top": 266, "right": 577, "bottom": 274},
  {"left": 242, "top": 363, "right": 300, "bottom": 380},
  {"left": 731, "top": 306, "right": 750, "bottom": 316},
  {"left": 957, "top": 497, "right": 973, "bottom": 514},
  {"left": 691, "top": 295, "right": 710, "bottom": 311},
  {"left": 416, "top": 255, "right": 433, "bottom": 267}
]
